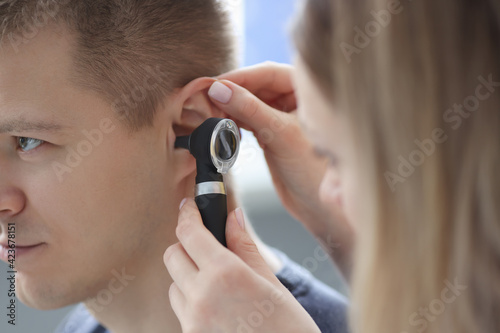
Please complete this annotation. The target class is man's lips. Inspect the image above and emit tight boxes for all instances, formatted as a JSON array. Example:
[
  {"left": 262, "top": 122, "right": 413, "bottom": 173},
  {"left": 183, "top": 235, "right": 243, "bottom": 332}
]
[
  {"left": 0, "top": 242, "right": 43, "bottom": 248},
  {"left": 0, "top": 242, "right": 46, "bottom": 262},
  {"left": 0, "top": 234, "right": 45, "bottom": 247}
]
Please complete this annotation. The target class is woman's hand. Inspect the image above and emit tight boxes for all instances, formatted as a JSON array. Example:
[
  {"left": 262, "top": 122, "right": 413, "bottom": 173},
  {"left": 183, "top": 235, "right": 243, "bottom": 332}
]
[
  {"left": 209, "top": 62, "right": 353, "bottom": 278},
  {"left": 212, "top": 63, "right": 328, "bottom": 232},
  {"left": 163, "top": 198, "right": 321, "bottom": 333}
]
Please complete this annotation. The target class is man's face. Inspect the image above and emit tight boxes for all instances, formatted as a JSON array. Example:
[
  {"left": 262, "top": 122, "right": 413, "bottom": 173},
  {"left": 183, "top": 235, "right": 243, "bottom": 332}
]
[{"left": 0, "top": 26, "right": 179, "bottom": 309}]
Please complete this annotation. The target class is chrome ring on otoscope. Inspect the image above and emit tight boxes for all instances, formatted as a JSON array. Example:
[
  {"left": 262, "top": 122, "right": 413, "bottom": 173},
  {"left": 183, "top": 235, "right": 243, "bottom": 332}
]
[{"left": 195, "top": 181, "right": 226, "bottom": 197}]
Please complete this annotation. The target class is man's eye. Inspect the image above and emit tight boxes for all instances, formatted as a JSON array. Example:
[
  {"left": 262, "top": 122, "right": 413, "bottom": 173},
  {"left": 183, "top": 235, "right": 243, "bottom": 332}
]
[{"left": 17, "top": 137, "right": 45, "bottom": 152}]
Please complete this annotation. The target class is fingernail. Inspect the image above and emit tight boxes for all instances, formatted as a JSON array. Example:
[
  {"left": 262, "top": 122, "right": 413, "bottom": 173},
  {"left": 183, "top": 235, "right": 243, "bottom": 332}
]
[
  {"left": 179, "top": 198, "right": 188, "bottom": 210},
  {"left": 235, "top": 207, "right": 245, "bottom": 230},
  {"left": 208, "top": 81, "right": 233, "bottom": 104}
]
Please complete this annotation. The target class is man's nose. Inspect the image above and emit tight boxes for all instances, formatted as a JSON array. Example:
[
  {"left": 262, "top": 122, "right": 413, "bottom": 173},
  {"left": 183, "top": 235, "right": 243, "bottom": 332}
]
[{"left": 0, "top": 186, "right": 26, "bottom": 218}]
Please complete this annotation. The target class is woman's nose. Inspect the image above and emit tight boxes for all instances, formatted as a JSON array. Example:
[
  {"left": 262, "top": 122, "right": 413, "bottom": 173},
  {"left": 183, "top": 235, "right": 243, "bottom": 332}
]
[{"left": 319, "top": 167, "right": 342, "bottom": 207}]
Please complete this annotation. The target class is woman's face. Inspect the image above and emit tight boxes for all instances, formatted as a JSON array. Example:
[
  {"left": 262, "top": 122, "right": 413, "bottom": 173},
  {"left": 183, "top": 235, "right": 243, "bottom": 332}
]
[{"left": 293, "top": 57, "right": 360, "bottom": 230}]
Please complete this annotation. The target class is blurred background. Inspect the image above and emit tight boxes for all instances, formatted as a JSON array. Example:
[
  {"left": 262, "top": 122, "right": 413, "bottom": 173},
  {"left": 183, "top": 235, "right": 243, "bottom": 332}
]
[{"left": 0, "top": 1, "right": 347, "bottom": 331}]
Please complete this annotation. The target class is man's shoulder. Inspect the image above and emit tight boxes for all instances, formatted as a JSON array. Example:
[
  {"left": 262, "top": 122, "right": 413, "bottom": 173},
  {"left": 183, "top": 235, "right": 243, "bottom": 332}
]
[
  {"left": 274, "top": 249, "right": 350, "bottom": 333},
  {"left": 54, "top": 304, "right": 108, "bottom": 333}
]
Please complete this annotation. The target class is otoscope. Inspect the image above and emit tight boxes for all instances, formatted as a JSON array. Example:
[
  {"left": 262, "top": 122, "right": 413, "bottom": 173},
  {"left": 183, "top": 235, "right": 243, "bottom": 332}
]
[{"left": 175, "top": 118, "right": 241, "bottom": 247}]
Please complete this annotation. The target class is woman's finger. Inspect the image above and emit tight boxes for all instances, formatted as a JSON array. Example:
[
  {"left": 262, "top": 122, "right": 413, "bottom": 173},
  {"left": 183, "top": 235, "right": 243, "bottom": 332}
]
[
  {"left": 217, "top": 62, "right": 294, "bottom": 95},
  {"left": 208, "top": 80, "right": 291, "bottom": 142},
  {"left": 268, "top": 92, "right": 297, "bottom": 112},
  {"left": 163, "top": 243, "right": 198, "bottom": 293},
  {"left": 168, "top": 282, "right": 187, "bottom": 324},
  {"left": 225, "top": 209, "right": 283, "bottom": 287},
  {"left": 254, "top": 90, "right": 297, "bottom": 112},
  {"left": 176, "top": 198, "right": 228, "bottom": 269}
]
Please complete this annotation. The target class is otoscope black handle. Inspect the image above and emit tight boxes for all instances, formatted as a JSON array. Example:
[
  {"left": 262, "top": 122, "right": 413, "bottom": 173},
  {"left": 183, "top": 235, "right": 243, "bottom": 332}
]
[{"left": 195, "top": 193, "right": 228, "bottom": 247}]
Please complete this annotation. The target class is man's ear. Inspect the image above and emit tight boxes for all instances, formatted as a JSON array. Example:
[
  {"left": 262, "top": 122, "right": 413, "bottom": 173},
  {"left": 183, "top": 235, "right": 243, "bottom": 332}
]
[
  {"left": 171, "top": 77, "right": 226, "bottom": 137},
  {"left": 168, "top": 77, "right": 225, "bottom": 186}
]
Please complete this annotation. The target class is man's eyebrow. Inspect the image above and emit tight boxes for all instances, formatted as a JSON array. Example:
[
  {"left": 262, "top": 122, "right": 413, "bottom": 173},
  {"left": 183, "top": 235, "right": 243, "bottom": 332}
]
[{"left": 0, "top": 119, "right": 67, "bottom": 134}]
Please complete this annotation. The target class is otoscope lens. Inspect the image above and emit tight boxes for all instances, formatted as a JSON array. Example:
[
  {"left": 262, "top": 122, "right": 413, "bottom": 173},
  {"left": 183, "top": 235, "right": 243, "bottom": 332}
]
[{"left": 215, "top": 129, "right": 236, "bottom": 160}]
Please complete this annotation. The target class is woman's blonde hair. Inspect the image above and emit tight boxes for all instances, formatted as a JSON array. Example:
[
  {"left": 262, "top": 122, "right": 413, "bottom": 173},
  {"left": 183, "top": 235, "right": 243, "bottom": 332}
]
[{"left": 294, "top": 0, "right": 500, "bottom": 332}]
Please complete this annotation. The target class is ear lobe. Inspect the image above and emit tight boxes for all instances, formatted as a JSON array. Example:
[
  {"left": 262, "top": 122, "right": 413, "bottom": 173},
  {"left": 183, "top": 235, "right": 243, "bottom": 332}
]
[
  {"left": 172, "top": 77, "right": 225, "bottom": 137},
  {"left": 171, "top": 140, "right": 197, "bottom": 186}
]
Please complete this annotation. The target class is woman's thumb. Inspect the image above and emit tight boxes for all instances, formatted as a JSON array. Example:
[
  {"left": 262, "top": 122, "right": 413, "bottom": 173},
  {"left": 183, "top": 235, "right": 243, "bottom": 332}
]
[{"left": 226, "top": 208, "right": 279, "bottom": 283}]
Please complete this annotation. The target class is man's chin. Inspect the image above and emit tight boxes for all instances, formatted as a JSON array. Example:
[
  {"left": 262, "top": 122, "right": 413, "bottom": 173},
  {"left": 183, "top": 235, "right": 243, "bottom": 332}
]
[
  {"left": 15, "top": 274, "right": 80, "bottom": 310},
  {"left": 17, "top": 292, "right": 78, "bottom": 311},
  {"left": 17, "top": 295, "right": 76, "bottom": 311}
]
